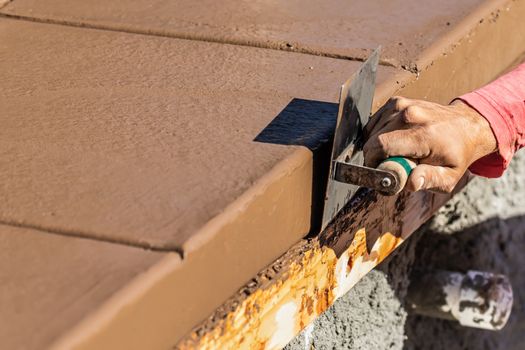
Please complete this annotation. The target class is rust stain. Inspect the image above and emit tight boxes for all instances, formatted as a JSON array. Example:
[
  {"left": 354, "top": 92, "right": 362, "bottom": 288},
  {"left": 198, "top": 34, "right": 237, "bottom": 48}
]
[
  {"left": 315, "top": 288, "right": 331, "bottom": 316},
  {"left": 176, "top": 227, "right": 405, "bottom": 350},
  {"left": 347, "top": 228, "right": 369, "bottom": 272},
  {"left": 377, "top": 232, "right": 403, "bottom": 261}
]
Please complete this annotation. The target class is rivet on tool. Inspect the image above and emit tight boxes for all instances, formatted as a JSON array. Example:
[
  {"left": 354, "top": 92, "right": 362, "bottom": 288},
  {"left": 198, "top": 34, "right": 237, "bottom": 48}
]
[{"left": 381, "top": 177, "right": 392, "bottom": 188}]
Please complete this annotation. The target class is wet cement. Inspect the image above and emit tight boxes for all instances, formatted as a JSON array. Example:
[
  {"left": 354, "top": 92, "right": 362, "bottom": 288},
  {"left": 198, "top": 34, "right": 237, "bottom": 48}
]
[
  {"left": 0, "top": 18, "right": 382, "bottom": 251},
  {"left": 286, "top": 151, "right": 525, "bottom": 349},
  {"left": 0, "top": 224, "right": 163, "bottom": 350},
  {"left": 2, "top": 1, "right": 524, "bottom": 348},
  {"left": 1, "top": 0, "right": 484, "bottom": 68},
  {"left": 0, "top": 18, "right": 386, "bottom": 347}
]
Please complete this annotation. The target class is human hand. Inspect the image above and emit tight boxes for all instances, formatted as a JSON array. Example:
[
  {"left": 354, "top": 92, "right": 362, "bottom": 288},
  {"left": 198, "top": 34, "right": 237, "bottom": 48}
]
[{"left": 363, "top": 97, "right": 497, "bottom": 193}]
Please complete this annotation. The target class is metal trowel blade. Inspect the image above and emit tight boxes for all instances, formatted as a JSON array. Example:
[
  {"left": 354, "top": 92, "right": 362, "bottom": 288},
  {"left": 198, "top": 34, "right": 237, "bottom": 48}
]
[{"left": 321, "top": 47, "right": 380, "bottom": 231}]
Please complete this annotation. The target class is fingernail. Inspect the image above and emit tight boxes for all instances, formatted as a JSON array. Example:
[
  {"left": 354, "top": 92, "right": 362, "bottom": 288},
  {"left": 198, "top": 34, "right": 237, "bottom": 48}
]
[{"left": 415, "top": 177, "right": 425, "bottom": 191}]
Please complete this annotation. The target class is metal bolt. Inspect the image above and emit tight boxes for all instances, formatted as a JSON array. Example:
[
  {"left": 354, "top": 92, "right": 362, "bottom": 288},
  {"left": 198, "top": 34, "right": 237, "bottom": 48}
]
[{"left": 381, "top": 177, "right": 392, "bottom": 188}]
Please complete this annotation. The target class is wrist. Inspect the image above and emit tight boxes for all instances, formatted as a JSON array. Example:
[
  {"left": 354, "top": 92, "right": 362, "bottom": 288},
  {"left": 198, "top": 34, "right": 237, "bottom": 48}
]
[{"left": 450, "top": 99, "right": 497, "bottom": 162}]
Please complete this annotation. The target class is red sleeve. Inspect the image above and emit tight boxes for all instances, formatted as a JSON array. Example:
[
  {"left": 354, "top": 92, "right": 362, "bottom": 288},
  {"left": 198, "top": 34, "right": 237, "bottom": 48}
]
[{"left": 457, "top": 63, "right": 525, "bottom": 178}]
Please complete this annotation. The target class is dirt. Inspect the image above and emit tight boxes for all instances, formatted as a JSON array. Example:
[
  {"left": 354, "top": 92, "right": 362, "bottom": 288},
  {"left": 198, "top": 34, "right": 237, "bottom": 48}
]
[{"left": 286, "top": 150, "right": 525, "bottom": 349}]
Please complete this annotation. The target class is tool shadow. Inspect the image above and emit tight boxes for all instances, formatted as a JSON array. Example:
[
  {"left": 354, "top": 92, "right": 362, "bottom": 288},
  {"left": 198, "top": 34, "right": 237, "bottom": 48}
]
[{"left": 254, "top": 98, "right": 338, "bottom": 236}]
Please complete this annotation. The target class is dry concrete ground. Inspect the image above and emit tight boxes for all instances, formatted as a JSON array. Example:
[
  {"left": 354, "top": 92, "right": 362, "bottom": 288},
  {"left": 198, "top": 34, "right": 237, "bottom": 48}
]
[{"left": 286, "top": 149, "right": 525, "bottom": 350}]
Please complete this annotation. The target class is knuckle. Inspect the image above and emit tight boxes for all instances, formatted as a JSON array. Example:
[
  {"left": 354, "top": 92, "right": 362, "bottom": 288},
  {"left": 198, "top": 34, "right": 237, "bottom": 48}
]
[
  {"left": 406, "top": 128, "right": 422, "bottom": 145},
  {"left": 393, "top": 96, "right": 409, "bottom": 111},
  {"left": 403, "top": 105, "right": 420, "bottom": 123},
  {"left": 414, "top": 129, "right": 426, "bottom": 144},
  {"left": 400, "top": 111, "right": 412, "bottom": 124},
  {"left": 412, "top": 127, "right": 429, "bottom": 145},
  {"left": 407, "top": 130, "right": 431, "bottom": 158}
]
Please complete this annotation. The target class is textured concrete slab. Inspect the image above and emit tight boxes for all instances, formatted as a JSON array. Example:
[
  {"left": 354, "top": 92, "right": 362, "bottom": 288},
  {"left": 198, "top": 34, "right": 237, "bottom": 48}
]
[
  {"left": 0, "top": 0, "right": 484, "bottom": 67},
  {"left": 0, "top": 16, "right": 399, "bottom": 350},
  {"left": 0, "top": 224, "right": 164, "bottom": 350},
  {"left": 0, "top": 18, "right": 394, "bottom": 251},
  {"left": 3, "top": 0, "right": 523, "bottom": 348}
]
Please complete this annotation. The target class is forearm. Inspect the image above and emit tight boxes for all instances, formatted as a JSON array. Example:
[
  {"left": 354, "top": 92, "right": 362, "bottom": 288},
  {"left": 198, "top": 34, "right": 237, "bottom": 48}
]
[{"left": 458, "top": 63, "right": 525, "bottom": 177}]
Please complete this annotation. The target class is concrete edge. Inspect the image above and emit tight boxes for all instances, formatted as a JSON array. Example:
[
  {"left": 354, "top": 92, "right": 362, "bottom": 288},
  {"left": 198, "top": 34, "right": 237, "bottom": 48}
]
[
  {"left": 412, "top": 0, "right": 511, "bottom": 73},
  {"left": 50, "top": 0, "right": 525, "bottom": 349}
]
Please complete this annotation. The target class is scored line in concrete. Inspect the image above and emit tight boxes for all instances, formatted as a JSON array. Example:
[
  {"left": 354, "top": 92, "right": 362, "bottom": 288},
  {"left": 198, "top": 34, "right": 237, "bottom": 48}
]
[
  {"left": 0, "top": 218, "right": 184, "bottom": 255},
  {"left": 0, "top": 11, "right": 399, "bottom": 68},
  {"left": 2, "top": 17, "right": 389, "bottom": 255}
]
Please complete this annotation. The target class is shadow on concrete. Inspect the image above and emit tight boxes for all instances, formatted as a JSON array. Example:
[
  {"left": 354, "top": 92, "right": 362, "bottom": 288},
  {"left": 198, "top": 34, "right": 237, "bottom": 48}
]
[
  {"left": 394, "top": 215, "right": 525, "bottom": 350},
  {"left": 254, "top": 98, "right": 338, "bottom": 235},
  {"left": 254, "top": 98, "right": 337, "bottom": 150}
]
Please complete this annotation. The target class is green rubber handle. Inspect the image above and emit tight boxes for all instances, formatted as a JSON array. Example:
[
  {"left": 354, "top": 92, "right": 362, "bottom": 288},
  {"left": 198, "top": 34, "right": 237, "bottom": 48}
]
[{"left": 381, "top": 157, "right": 414, "bottom": 177}]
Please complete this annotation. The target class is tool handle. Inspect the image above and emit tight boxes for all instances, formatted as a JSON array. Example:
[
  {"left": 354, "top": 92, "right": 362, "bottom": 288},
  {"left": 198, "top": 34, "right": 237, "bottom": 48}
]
[{"left": 377, "top": 157, "right": 417, "bottom": 195}]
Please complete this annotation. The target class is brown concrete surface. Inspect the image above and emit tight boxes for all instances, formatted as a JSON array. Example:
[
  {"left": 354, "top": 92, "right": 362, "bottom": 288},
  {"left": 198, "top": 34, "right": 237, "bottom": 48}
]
[
  {"left": 0, "top": 16, "right": 394, "bottom": 349},
  {"left": 0, "top": 224, "right": 164, "bottom": 350},
  {"left": 2, "top": 0, "right": 524, "bottom": 349},
  {"left": 1, "top": 18, "right": 387, "bottom": 250},
  {"left": 0, "top": 0, "right": 485, "bottom": 68}
]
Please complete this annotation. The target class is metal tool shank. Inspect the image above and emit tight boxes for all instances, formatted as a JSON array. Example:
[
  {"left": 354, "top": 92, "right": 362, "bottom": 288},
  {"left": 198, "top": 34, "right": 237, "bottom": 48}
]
[{"left": 333, "top": 161, "right": 401, "bottom": 196}]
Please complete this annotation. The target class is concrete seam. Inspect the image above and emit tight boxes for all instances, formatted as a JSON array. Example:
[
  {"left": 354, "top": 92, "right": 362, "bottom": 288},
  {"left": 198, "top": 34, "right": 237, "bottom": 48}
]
[
  {"left": 0, "top": 11, "right": 400, "bottom": 69},
  {"left": 0, "top": 219, "right": 184, "bottom": 256}
]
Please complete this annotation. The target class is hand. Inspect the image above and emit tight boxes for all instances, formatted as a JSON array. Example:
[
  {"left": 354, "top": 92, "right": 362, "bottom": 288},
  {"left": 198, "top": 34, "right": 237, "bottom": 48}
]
[{"left": 363, "top": 96, "right": 497, "bottom": 193}]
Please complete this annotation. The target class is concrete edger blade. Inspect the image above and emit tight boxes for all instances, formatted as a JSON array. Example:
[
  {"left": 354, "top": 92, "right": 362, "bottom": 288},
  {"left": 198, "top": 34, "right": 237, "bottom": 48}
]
[{"left": 321, "top": 47, "right": 380, "bottom": 231}]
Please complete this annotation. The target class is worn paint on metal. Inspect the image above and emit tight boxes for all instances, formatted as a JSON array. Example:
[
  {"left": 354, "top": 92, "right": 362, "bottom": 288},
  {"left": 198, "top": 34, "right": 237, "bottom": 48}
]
[{"left": 176, "top": 228, "right": 403, "bottom": 349}]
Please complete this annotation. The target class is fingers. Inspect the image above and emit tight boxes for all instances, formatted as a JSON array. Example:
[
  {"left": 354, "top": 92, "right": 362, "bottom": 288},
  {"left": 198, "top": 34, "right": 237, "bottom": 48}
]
[
  {"left": 365, "top": 96, "right": 411, "bottom": 138},
  {"left": 363, "top": 128, "right": 431, "bottom": 168},
  {"left": 366, "top": 111, "right": 405, "bottom": 143},
  {"left": 406, "top": 164, "right": 462, "bottom": 193},
  {"left": 363, "top": 96, "right": 465, "bottom": 194}
]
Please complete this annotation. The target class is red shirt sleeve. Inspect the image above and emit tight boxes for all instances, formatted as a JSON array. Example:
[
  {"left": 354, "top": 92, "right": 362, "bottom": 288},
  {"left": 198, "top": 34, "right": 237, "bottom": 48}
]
[{"left": 457, "top": 63, "right": 525, "bottom": 178}]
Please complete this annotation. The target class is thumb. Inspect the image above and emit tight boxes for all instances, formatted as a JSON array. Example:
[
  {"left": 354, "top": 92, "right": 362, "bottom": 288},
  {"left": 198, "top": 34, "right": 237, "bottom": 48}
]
[{"left": 406, "top": 164, "right": 462, "bottom": 193}]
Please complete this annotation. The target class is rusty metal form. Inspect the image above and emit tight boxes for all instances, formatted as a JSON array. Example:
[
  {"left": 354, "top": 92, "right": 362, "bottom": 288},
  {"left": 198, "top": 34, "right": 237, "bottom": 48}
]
[
  {"left": 177, "top": 228, "right": 403, "bottom": 350},
  {"left": 175, "top": 177, "right": 468, "bottom": 349},
  {"left": 176, "top": 180, "right": 469, "bottom": 350}
]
